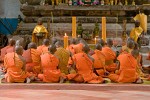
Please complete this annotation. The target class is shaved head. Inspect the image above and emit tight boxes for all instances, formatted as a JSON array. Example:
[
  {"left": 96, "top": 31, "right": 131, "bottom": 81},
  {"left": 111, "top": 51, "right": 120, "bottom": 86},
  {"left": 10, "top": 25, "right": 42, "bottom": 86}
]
[
  {"left": 9, "top": 39, "right": 16, "bottom": 46},
  {"left": 107, "top": 39, "right": 113, "bottom": 47},
  {"left": 28, "top": 42, "right": 37, "bottom": 49},
  {"left": 127, "top": 40, "right": 135, "bottom": 49},
  {"left": 70, "top": 38, "right": 77, "bottom": 45},
  {"left": 97, "top": 39, "right": 105, "bottom": 47},
  {"left": 131, "top": 49, "right": 139, "bottom": 59},
  {"left": 16, "top": 40, "right": 23, "bottom": 46},
  {"left": 135, "top": 20, "right": 140, "bottom": 27},
  {"left": 55, "top": 40, "right": 63, "bottom": 48},
  {"left": 82, "top": 44, "right": 90, "bottom": 54},
  {"left": 37, "top": 18, "right": 43, "bottom": 25},
  {"left": 15, "top": 46, "right": 23, "bottom": 55},
  {"left": 43, "top": 39, "right": 49, "bottom": 46},
  {"left": 96, "top": 44, "right": 102, "bottom": 51},
  {"left": 48, "top": 44, "right": 57, "bottom": 54},
  {"left": 51, "top": 37, "right": 58, "bottom": 45}
]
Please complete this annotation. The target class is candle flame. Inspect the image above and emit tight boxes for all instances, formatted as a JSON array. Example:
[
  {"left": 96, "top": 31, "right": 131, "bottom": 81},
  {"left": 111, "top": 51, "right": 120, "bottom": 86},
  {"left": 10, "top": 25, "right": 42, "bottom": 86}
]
[
  {"left": 65, "top": 33, "right": 67, "bottom": 36},
  {"left": 95, "top": 38, "right": 96, "bottom": 40}
]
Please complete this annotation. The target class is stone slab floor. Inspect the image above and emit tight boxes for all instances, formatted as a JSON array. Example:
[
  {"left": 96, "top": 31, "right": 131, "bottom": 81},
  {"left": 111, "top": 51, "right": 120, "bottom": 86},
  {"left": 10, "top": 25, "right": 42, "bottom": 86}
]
[
  {"left": 0, "top": 89, "right": 149, "bottom": 100},
  {"left": 0, "top": 84, "right": 150, "bottom": 100}
]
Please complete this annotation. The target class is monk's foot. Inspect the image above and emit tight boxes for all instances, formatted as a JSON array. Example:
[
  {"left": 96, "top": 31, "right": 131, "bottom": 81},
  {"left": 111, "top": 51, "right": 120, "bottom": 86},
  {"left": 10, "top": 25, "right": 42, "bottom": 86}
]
[
  {"left": 59, "top": 77, "right": 66, "bottom": 83},
  {"left": 34, "top": 77, "right": 41, "bottom": 81},
  {"left": 102, "top": 80, "right": 108, "bottom": 84},
  {"left": 0, "top": 78, "right": 6, "bottom": 83},
  {"left": 26, "top": 78, "right": 31, "bottom": 83},
  {"left": 135, "top": 78, "right": 143, "bottom": 84}
]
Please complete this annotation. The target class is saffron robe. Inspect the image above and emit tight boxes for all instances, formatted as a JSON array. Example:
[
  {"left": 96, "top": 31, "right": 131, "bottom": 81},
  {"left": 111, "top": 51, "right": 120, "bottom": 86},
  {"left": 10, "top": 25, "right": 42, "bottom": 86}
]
[
  {"left": 66, "top": 44, "right": 76, "bottom": 55},
  {"left": 0, "top": 46, "right": 14, "bottom": 61},
  {"left": 67, "top": 53, "right": 104, "bottom": 83},
  {"left": 38, "top": 53, "right": 61, "bottom": 83},
  {"left": 73, "top": 43, "right": 83, "bottom": 54},
  {"left": 108, "top": 53, "right": 139, "bottom": 83},
  {"left": 130, "top": 27, "right": 143, "bottom": 42},
  {"left": 92, "top": 50, "right": 106, "bottom": 76},
  {"left": 23, "top": 49, "right": 41, "bottom": 75},
  {"left": 4, "top": 52, "right": 28, "bottom": 83},
  {"left": 32, "top": 25, "right": 48, "bottom": 43},
  {"left": 37, "top": 45, "right": 48, "bottom": 55},
  {"left": 55, "top": 47, "right": 70, "bottom": 74},
  {"left": 102, "top": 46, "right": 117, "bottom": 73}
]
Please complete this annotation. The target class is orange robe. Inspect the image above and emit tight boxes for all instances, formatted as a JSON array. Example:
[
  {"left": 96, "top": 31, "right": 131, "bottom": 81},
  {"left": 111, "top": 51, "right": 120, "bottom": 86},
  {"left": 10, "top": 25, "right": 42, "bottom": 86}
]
[
  {"left": 73, "top": 43, "right": 83, "bottom": 54},
  {"left": 67, "top": 53, "right": 104, "bottom": 83},
  {"left": 37, "top": 45, "right": 48, "bottom": 55},
  {"left": 0, "top": 46, "right": 14, "bottom": 61},
  {"left": 108, "top": 53, "right": 139, "bottom": 83},
  {"left": 136, "top": 55, "right": 145, "bottom": 77},
  {"left": 92, "top": 50, "right": 106, "bottom": 76},
  {"left": 66, "top": 44, "right": 76, "bottom": 55},
  {"left": 102, "top": 46, "right": 117, "bottom": 73},
  {"left": 4, "top": 52, "right": 28, "bottom": 83},
  {"left": 55, "top": 47, "right": 70, "bottom": 74},
  {"left": 38, "top": 53, "right": 61, "bottom": 83},
  {"left": 23, "top": 49, "right": 41, "bottom": 75},
  {"left": 121, "top": 45, "right": 133, "bottom": 54}
]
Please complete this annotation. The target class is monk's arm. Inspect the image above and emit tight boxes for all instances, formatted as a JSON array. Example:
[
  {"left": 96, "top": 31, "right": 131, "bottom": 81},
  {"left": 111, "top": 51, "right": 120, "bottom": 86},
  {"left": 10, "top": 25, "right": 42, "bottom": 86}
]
[{"left": 116, "top": 60, "right": 120, "bottom": 70}]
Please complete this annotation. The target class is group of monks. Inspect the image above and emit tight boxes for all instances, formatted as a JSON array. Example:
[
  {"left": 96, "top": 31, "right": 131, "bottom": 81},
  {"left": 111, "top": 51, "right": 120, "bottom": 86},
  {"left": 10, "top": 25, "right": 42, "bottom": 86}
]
[{"left": 0, "top": 35, "right": 149, "bottom": 84}]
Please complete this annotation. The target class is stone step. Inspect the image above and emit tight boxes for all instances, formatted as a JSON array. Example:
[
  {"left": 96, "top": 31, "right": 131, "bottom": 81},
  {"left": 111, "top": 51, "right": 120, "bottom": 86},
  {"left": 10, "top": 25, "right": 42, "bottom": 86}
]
[
  {"left": 21, "top": 5, "right": 150, "bottom": 17},
  {"left": 24, "top": 16, "right": 150, "bottom": 23}
]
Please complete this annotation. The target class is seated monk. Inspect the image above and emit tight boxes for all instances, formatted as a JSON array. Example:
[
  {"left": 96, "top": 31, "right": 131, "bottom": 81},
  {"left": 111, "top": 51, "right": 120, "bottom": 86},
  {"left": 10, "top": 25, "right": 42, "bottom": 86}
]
[
  {"left": 55, "top": 41, "right": 70, "bottom": 75},
  {"left": 101, "top": 39, "right": 117, "bottom": 73},
  {"left": 121, "top": 38, "right": 135, "bottom": 54},
  {"left": 0, "top": 39, "right": 15, "bottom": 62},
  {"left": 32, "top": 18, "right": 48, "bottom": 44},
  {"left": 134, "top": 43, "right": 146, "bottom": 77},
  {"left": 22, "top": 42, "right": 41, "bottom": 75},
  {"left": 67, "top": 44, "right": 104, "bottom": 84},
  {"left": 37, "top": 39, "right": 49, "bottom": 55},
  {"left": 112, "top": 38, "right": 122, "bottom": 57},
  {"left": 92, "top": 44, "right": 106, "bottom": 77},
  {"left": 15, "top": 40, "right": 24, "bottom": 47},
  {"left": 4, "top": 46, "right": 34, "bottom": 83},
  {"left": 66, "top": 38, "right": 77, "bottom": 55},
  {"left": 51, "top": 37, "right": 58, "bottom": 45},
  {"left": 73, "top": 38, "right": 87, "bottom": 54},
  {"left": 38, "top": 44, "right": 65, "bottom": 83},
  {"left": 108, "top": 50, "right": 143, "bottom": 83}
]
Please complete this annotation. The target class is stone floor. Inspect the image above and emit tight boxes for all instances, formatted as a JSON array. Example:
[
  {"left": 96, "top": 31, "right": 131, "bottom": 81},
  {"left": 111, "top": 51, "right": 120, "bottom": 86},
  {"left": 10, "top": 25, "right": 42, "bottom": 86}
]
[{"left": 0, "top": 84, "right": 150, "bottom": 100}]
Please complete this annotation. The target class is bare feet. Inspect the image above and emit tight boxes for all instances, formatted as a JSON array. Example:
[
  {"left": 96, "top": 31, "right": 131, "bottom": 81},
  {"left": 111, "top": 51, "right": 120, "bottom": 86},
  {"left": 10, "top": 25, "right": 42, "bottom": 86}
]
[
  {"left": 26, "top": 77, "right": 31, "bottom": 83},
  {"left": 59, "top": 77, "right": 66, "bottom": 83},
  {"left": 135, "top": 78, "right": 143, "bottom": 84}
]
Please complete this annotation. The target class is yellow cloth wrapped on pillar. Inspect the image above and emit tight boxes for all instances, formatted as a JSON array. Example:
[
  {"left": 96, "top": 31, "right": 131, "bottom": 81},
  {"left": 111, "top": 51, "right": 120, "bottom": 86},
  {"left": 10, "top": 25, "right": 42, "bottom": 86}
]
[
  {"left": 134, "top": 13, "right": 147, "bottom": 33},
  {"left": 130, "top": 27, "right": 143, "bottom": 42},
  {"left": 32, "top": 25, "right": 48, "bottom": 43}
]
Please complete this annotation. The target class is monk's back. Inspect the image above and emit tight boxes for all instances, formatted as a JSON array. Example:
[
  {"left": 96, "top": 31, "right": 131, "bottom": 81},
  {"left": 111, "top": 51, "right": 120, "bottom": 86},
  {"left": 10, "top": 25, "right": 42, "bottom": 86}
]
[
  {"left": 5, "top": 52, "right": 23, "bottom": 72},
  {"left": 30, "top": 49, "right": 41, "bottom": 63},
  {"left": 92, "top": 50, "right": 105, "bottom": 68},
  {"left": 74, "top": 53, "right": 93, "bottom": 74},
  {"left": 102, "top": 47, "right": 116, "bottom": 61},
  {"left": 41, "top": 53, "right": 59, "bottom": 70},
  {"left": 37, "top": 45, "right": 48, "bottom": 55}
]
